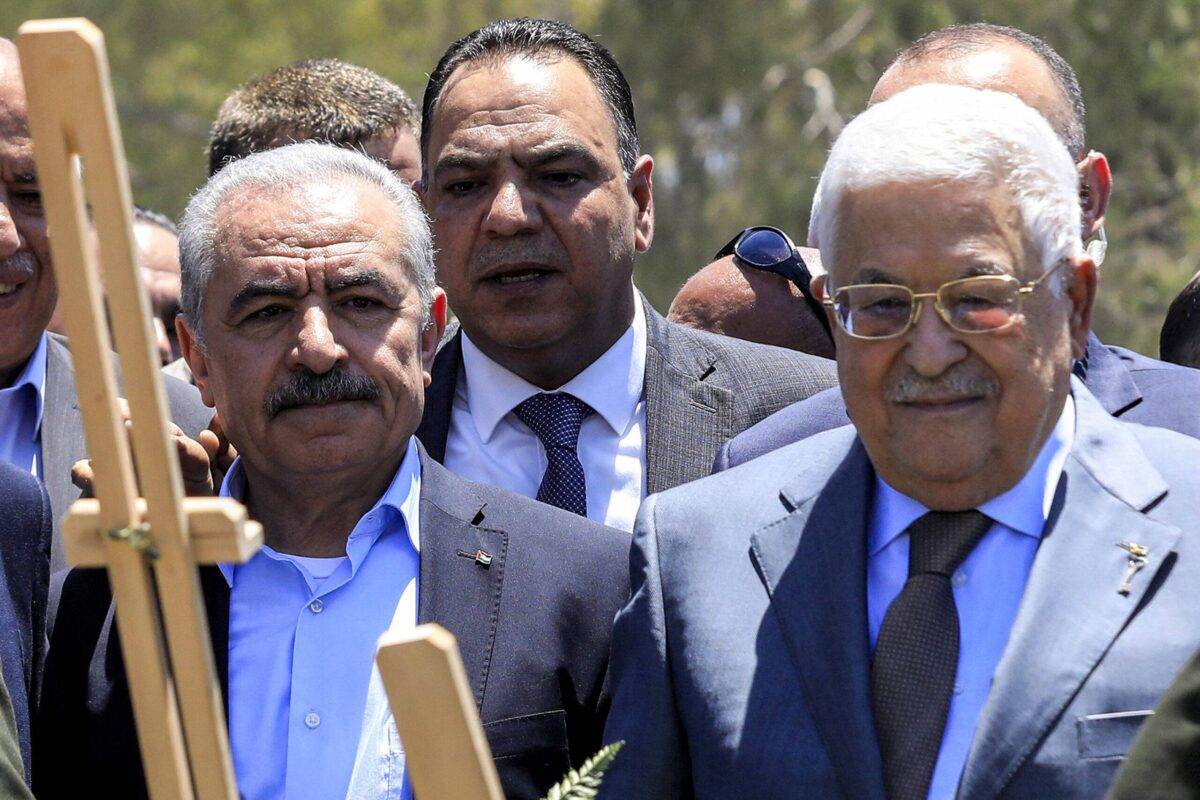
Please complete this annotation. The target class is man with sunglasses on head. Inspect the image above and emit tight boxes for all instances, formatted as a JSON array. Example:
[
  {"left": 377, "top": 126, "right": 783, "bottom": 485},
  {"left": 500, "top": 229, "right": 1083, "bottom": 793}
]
[
  {"left": 667, "top": 227, "right": 836, "bottom": 359},
  {"left": 414, "top": 18, "right": 837, "bottom": 531},
  {"left": 716, "top": 23, "right": 1200, "bottom": 472},
  {"left": 602, "top": 83, "right": 1200, "bottom": 800}
]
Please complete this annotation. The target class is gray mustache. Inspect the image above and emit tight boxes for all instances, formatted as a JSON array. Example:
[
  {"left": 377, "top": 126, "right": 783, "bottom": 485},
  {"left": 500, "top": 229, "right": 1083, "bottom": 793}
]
[
  {"left": 263, "top": 369, "right": 381, "bottom": 418},
  {"left": 884, "top": 367, "right": 1000, "bottom": 403},
  {"left": 0, "top": 251, "right": 37, "bottom": 279}
]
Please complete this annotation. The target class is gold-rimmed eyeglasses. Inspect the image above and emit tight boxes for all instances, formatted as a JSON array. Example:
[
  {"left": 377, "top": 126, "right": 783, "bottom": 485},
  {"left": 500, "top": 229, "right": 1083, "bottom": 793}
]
[{"left": 822, "top": 259, "right": 1069, "bottom": 340}]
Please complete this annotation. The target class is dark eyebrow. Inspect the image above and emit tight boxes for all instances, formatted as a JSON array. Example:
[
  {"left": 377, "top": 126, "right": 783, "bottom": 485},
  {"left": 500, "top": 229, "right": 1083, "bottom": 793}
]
[
  {"left": 326, "top": 269, "right": 402, "bottom": 296},
  {"left": 227, "top": 277, "right": 299, "bottom": 316},
  {"left": 522, "top": 143, "right": 601, "bottom": 172},
  {"left": 433, "top": 152, "right": 487, "bottom": 176},
  {"left": 12, "top": 172, "right": 37, "bottom": 184}
]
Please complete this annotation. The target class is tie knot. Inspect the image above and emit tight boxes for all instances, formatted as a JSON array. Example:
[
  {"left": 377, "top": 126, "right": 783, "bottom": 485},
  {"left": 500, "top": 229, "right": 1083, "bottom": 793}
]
[
  {"left": 513, "top": 392, "right": 595, "bottom": 449},
  {"left": 906, "top": 510, "right": 992, "bottom": 577}
]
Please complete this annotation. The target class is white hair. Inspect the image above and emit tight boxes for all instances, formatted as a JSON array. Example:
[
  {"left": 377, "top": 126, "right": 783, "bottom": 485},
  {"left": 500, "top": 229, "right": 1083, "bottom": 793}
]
[
  {"left": 809, "top": 83, "right": 1083, "bottom": 293},
  {"left": 178, "top": 141, "right": 436, "bottom": 341}
]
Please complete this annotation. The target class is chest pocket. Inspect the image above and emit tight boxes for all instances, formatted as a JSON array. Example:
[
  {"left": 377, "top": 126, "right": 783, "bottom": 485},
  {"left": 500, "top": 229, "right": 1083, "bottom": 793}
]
[
  {"left": 484, "top": 709, "right": 570, "bottom": 799},
  {"left": 1077, "top": 710, "right": 1155, "bottom": 761}
]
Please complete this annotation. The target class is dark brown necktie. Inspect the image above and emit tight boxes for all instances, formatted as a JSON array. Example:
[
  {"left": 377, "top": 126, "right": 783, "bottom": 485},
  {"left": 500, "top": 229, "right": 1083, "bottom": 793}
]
[{"left": 871, "top": 510, "right": 993, "bottom": 800}]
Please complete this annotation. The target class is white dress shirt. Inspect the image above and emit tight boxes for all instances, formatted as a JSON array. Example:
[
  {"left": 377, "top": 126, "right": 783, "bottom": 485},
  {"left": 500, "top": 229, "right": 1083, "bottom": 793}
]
[
  {"left": 868, "top": 395, "right": 1076, "bottom": 800},
  {"left": 444, "top": 291, "right": 647, "bottom": 531}
]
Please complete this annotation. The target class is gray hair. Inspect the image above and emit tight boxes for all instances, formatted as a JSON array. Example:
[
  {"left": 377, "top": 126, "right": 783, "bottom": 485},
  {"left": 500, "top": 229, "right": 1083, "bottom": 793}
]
[
  {"left": 179, "top": 140, "right": 436, "bottom": 342},
  {"left": 810, "top": 83, "right": 1083, "bottom": 295}
]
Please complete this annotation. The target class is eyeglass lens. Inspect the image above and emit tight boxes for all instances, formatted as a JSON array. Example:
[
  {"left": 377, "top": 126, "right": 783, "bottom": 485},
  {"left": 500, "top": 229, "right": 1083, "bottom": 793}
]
[
  {"left": 735, "top": 228, "right": 794, "bottom": 267},
  {"left": 834, "top": 277, "right": 1022, "bottom": 338}
]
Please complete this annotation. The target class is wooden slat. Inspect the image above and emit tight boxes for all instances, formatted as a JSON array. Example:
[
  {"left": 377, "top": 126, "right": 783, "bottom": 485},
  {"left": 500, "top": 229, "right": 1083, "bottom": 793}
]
[
  {"left": 17, "top": 19, "right": 240, "bottom": 800},
  {"left": 64, "top": 498, "right": 264, "bottom": 567},
  {"left": 376, "top": 624, "right": 504, "bottom": 800}
]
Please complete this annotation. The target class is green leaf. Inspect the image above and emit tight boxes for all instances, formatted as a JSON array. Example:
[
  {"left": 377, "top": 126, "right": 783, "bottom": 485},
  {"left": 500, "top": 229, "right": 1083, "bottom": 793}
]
[{"left": 540, "top": 740, "right": 625, "bottom": 800}]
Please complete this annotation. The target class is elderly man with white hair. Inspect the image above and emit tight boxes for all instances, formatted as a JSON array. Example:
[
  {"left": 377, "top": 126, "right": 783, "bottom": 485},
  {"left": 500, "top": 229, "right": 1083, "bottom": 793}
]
[
  {"left": 600, "top": 84, "right": 1200, "bottom": 800},
  {"left": 38, "top": 142, "right": 631, "bottom": 800}
]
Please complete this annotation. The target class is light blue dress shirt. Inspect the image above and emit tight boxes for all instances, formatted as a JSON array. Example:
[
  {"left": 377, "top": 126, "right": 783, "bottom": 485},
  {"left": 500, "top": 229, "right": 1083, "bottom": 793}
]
[
  {"left": 0, "top": 332, "right": 47, "bottom": 477},
  {"left": 868, "top": 396, "right": 1075, "bottom": 800},
  {"left": 219, "top": 437, "right": 421, "bottom": 800}
]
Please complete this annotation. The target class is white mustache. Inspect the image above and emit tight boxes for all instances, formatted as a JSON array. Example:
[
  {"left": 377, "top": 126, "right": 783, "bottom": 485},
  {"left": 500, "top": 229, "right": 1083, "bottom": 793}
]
[{"left": 884, "top": 368, "right": 1000, "bottom": 403}]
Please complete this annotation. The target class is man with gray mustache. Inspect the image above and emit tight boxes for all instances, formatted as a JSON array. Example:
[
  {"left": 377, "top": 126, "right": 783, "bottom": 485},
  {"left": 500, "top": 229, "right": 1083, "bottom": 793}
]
[
  {"left": 602, "top": 84, "right": 1200, "bottom": 799},
  {"left": 39, "top": 142, "right": 631, "bottom": 800}
]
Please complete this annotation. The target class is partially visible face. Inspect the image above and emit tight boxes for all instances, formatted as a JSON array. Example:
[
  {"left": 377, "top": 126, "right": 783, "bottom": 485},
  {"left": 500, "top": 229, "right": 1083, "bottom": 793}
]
[
  {"left": 0, "top": 44, "right": 57, "bottom": 383},
  {"left": 826, "top": 179, "right": 1090, "bottom": 509},
  {"left": 361, "top": 128, "right": 421, "bottom": 185},
  {"left": 180, "top": 178, "right": 444, "bottom": 480},
  {"left": 135, "top": 221, "right": 182, "bottom": 363},
  {"left": 423, "top": 54, "right": 652, "bottom": 377},
  {"left": 871, "top": 41, "right": 1076, "bottom": 158}
]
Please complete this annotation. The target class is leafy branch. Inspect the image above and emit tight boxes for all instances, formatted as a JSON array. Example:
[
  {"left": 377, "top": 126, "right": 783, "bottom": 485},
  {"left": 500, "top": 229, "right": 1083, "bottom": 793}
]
[{"left": 540, "top": 741, "right": 625, "bottom": 800}]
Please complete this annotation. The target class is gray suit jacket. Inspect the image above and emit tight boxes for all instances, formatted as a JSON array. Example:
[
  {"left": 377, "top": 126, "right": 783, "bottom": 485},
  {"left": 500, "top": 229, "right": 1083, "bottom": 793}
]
[
  {"left": 603, "top": 380, "right": 1200, "bottom": 799},
  {"left": 42, "top": 334, "right": 212, "bottom": 571},
  {"left": 415, "top": 297, "right": 838, "bottom": 494}
]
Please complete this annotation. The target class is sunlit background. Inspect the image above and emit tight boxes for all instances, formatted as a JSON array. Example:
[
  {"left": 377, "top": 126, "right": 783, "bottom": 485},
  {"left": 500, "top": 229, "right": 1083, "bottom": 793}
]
[{"left": 7, "top": 0, "right": 1199, "bottom": 355}]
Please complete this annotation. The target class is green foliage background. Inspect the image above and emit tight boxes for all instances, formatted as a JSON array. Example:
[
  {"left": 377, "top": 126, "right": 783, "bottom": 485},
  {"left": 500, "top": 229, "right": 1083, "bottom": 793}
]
[{"left": 5, "top": 0, "right": 1199, "bottom": 356}]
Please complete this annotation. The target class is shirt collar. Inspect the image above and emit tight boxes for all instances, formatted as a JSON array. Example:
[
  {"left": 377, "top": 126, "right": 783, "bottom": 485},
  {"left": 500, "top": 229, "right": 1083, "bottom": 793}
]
[
  {"left": 218, "top": 436, "right": 422, "bottom": 585},
  {"left": 459, "top": 288, "right": 646, "bottom": 443},
  {"left": 869, "top": 393, "right": 1076, "bottom": 556},
  {"left": 0, "top": 332, "right": 49, "bottom": 438}
]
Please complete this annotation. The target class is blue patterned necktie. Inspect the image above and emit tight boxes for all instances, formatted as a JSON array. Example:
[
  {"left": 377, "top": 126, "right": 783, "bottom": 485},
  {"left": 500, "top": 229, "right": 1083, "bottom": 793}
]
[{"left": 513, "top": 392, "right": 595, "bottom": 517}]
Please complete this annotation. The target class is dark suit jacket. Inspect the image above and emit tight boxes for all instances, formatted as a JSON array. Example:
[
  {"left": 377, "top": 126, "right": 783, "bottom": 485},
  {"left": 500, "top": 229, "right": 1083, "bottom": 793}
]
[
  {"left": 42, "top": 333, "right": 213, "bottom": 571},
  {"left": 417, "top": 297, "right": 838, "bottom": 494},
  {"left": 715, "top": 332, "right": 1200, "bottom": 470},
  {"left": 36, "top": 445, "right": 631, "bottom": 800},
  {"left": 0, "top": 462, "right": 50, "bottom": 785}
]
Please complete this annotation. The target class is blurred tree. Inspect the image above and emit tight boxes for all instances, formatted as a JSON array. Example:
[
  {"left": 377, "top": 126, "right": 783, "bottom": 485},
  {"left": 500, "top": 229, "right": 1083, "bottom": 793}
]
[{"left": 6, "top": 0, "right": 1199, "bottom": 355}]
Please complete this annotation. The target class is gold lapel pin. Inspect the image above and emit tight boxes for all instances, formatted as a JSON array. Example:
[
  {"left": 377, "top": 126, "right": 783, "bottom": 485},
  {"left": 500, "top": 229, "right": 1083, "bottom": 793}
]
[{"left": 1116, "top": 541, "right": 1149, "bottom": 596}]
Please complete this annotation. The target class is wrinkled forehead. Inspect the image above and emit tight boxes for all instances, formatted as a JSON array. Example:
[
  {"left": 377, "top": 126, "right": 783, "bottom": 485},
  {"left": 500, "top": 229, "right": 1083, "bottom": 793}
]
[
  {"left": 829, "top": 179, "right": 1034, "bottom": 286},
  {"left": 0, "top": 57, "right": 34, "bottom": 174},
  {"left": 210, "top": 179, "right": 412, "bottom": 279}
]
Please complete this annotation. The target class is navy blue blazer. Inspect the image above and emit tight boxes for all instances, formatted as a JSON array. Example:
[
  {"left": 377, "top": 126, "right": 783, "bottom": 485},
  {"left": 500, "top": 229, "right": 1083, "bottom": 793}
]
[
  {"left": 0, "top": 461, "right": 51, "bottom": 783},
  {"left": 715, "top": 333, "right": 1200, "bottom": 470}
]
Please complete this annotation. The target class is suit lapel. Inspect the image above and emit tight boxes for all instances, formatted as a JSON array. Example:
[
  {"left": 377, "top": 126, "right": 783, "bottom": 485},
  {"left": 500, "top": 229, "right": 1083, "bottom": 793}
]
[
  {"left": 959, "top": 387, "right": 1178, "bottom": 800},
  {"left": 415, "top": 448, "right": 506, "bottom": 709},
  {"left": 749, "top": 440, "right": 886, "bottom": 800},
  {"left": 642, "top": 301, "right": 734, "bottom": 494},
  {"left": 1079, "top": 332, "right": 1142, "bottom": 417},
  {"left": 41, "top": 337, "right": 86, "bottom": 563},
  {"left": 415, "top": 326, "right": 462, "bottom": 464}
]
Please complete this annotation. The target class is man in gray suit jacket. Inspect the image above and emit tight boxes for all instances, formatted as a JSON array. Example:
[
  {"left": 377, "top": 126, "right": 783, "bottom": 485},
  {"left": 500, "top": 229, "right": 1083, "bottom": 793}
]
[
  {"left": 0, "top": 40, "right": 211, "bottom": 571},
  {"left": 413, "top": 19, "right": 835, "bottom": 529},
  {"left": 604, "top": 86, "right": 1200, "bottom": 799}
]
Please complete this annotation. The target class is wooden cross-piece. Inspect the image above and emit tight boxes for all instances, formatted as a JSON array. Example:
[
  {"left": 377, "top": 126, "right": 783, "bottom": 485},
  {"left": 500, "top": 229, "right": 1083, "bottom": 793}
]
[
  {"left": 17, "top": 19, "right": 262, "bottom": 800},
  {"left": 377, "top": 624, "right": 505, "bottom": 800}
]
